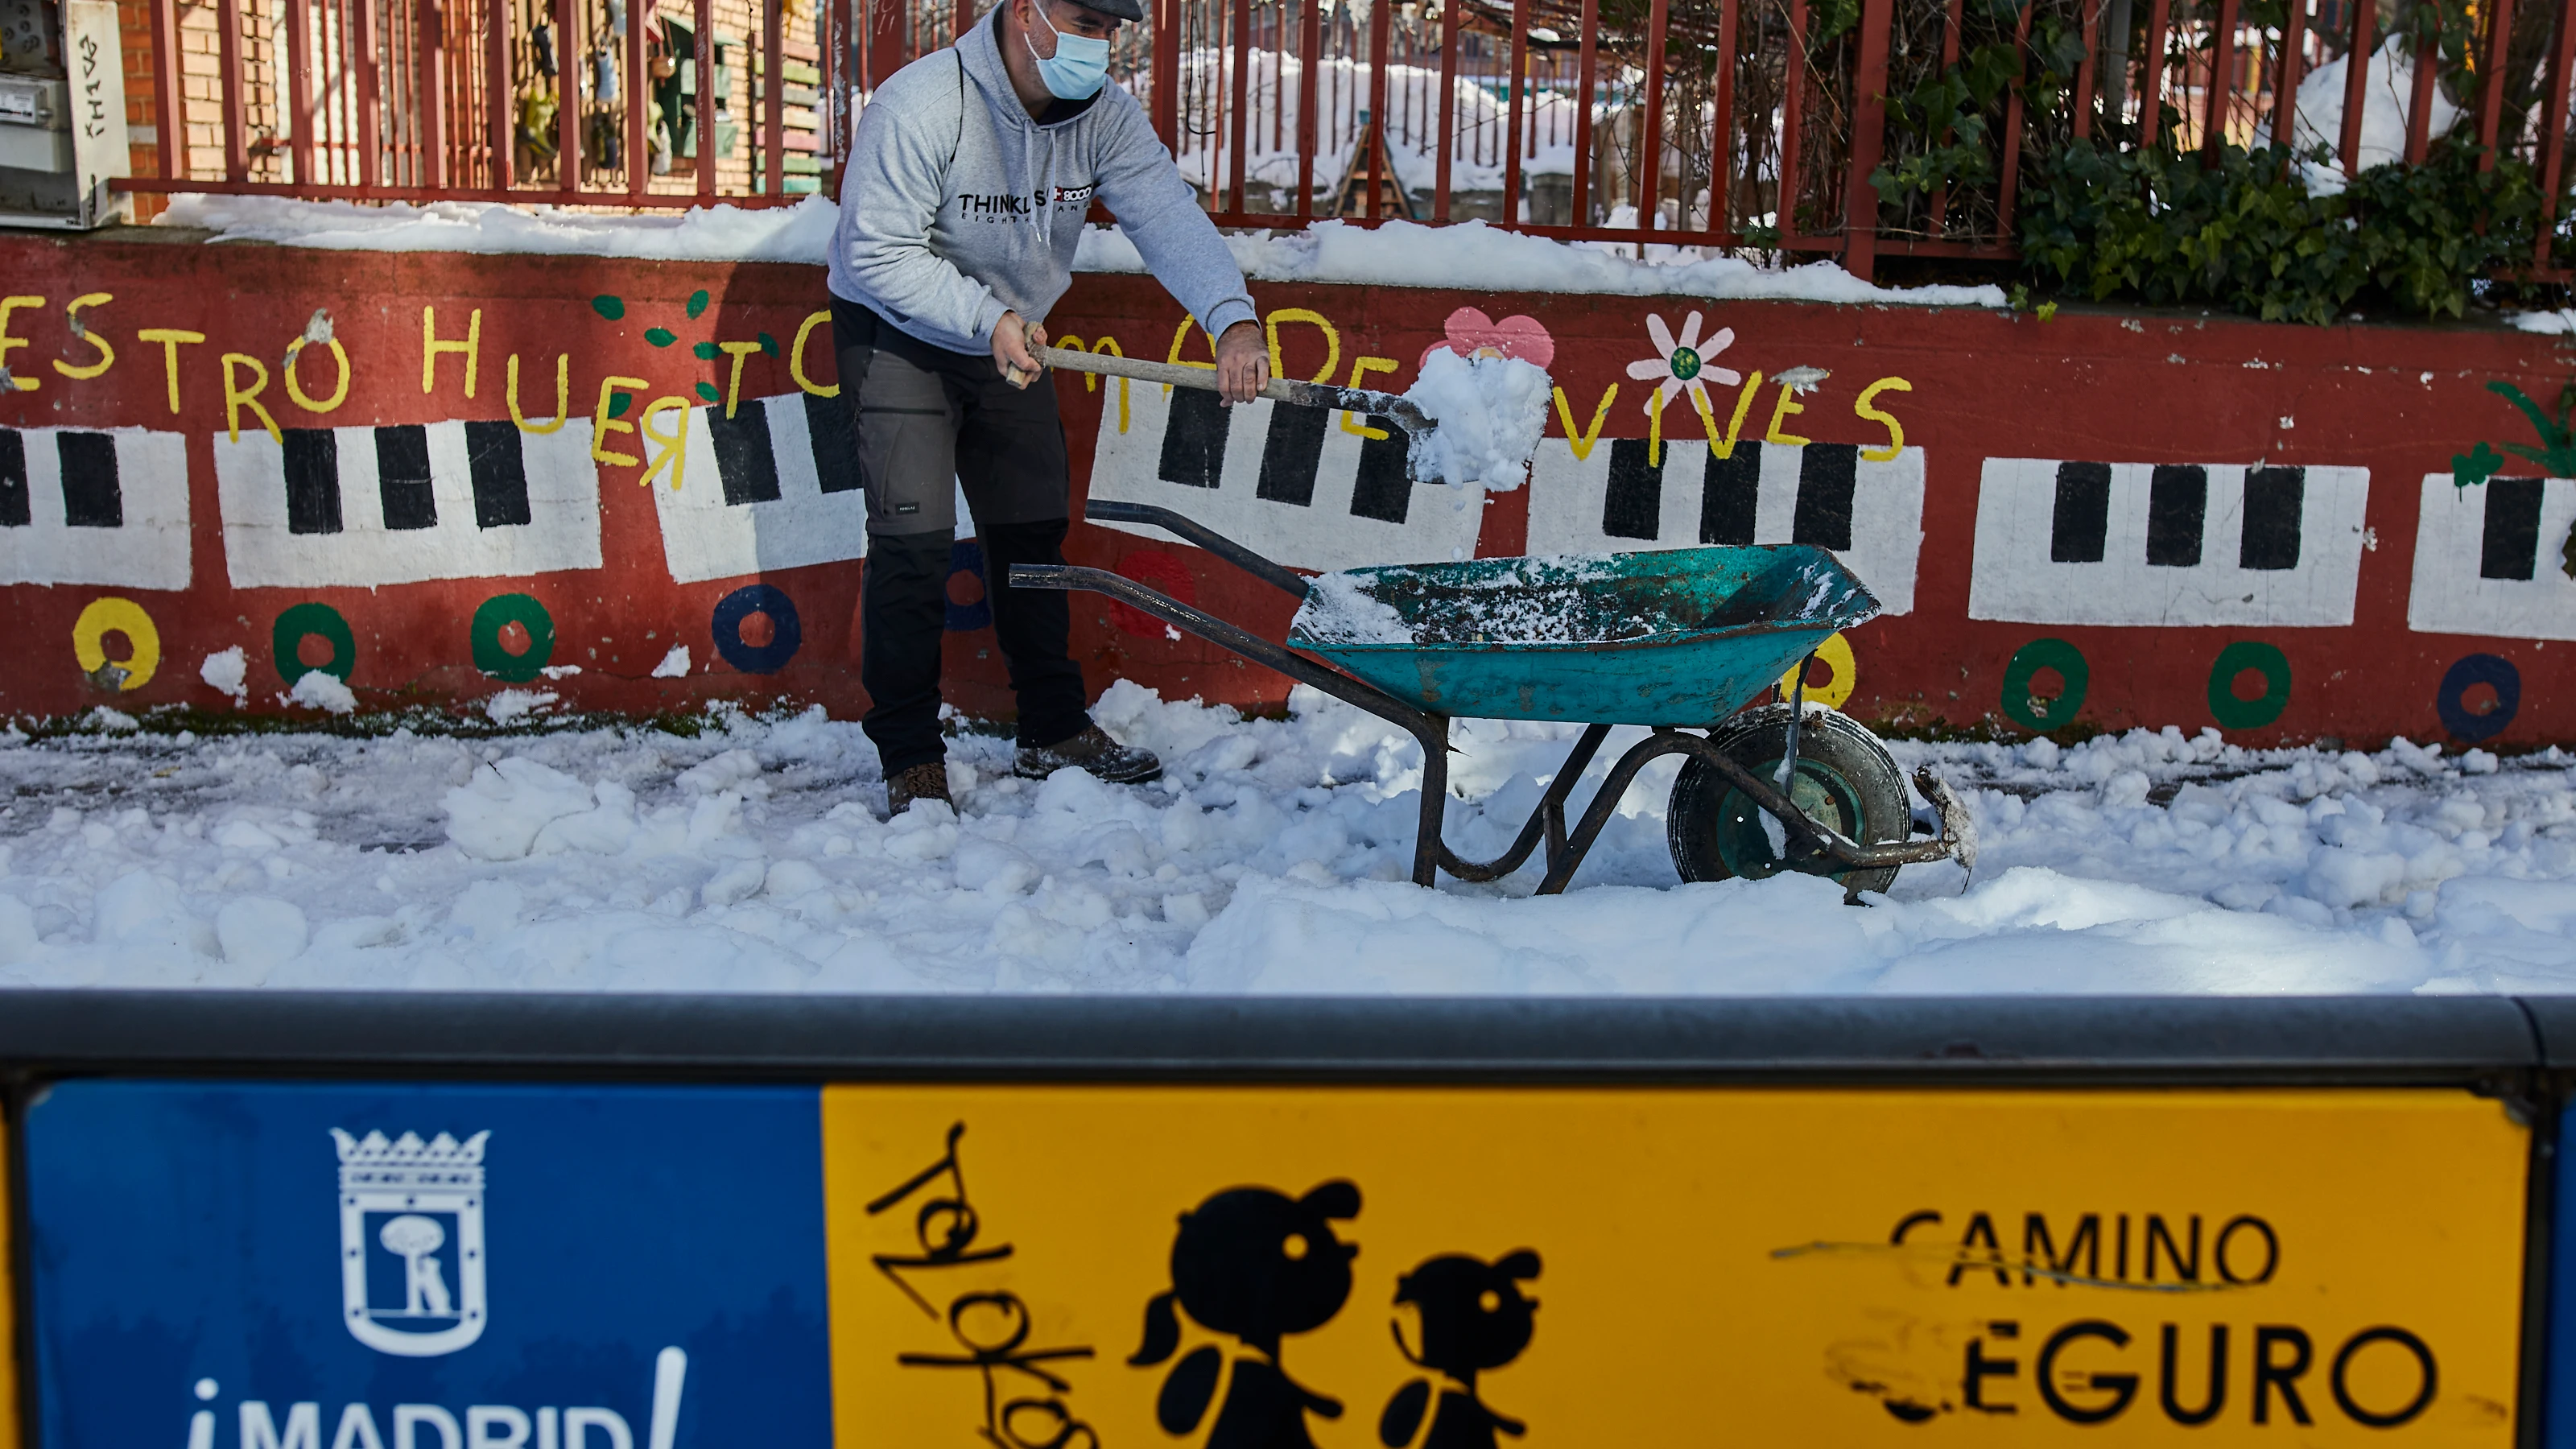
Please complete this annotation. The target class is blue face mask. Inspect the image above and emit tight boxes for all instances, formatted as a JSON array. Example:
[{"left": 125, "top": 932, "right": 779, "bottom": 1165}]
[{"left": 1024, "top": 1, "right": 1110, "bottom": 100}]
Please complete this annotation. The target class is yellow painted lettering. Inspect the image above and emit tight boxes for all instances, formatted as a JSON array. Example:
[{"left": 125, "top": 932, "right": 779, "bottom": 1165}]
[
  {"left": 790, "top": 310, "right": 838, "bottom": 398},
  {"left": 284, "top": 339, "right": 351, "bottom": 413},
  {"left": 592, "top": 374, "right": 649, "bottom": 465},
  {"left": 220, "top": 353, "right": 283, "bottom": 444},
  {"left": 1551, "top": 384, "right": 1618, "bottom": 460},
  {"left": 1163, "top": 315, "right": 1216, "bottom": 393},
  {"left": 637, "top": 395, "right": 691, "bottom": 490},
  {"left": 1340, "top": 356, "right": 1401, "bottom": 439},
  {"left": 1710, "top": 371, "right": 1765, "bottom": 460},
  {"left": 1764, "top": 380, "right": 1811, "bottom": 447},
  {"left": 718, "top": 340, "right": 766, "bottom": 419},
  {"left": 507, "top": 353, "right": 570, "bottom": 433},
  {"left": 135, "top": 328, "right": 206, "bottom": 414},
  {"left": 0, "top": 295, "right": 44, "bottom": 390},
  {"left": 422, "top": 305, "right": 481, "bottom": 398},
  {"left": 53, "top": 292, "right": 114, "bottom": 380},
  {"left": 1263, "top": 308, "right": 1340, "bottom": 386},
  {"left": 1856, "top": 376, "right": 1912, "bottom": 462},
  {"left": 1092, "top": 336, "right": 1129, "bottom": 431}
]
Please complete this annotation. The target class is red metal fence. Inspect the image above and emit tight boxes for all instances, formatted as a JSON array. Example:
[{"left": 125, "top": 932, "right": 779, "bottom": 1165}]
[{"left": 116, "top": 0, "right": 2576, "bottom": 279}]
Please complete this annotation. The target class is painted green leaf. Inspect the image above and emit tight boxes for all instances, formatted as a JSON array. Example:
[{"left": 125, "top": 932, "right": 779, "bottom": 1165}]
[
  {"left": 693, "top": 341, "right": 720, "bottom": 360},
  {"left": 758, "top": 332, "right": 779, "bottom": 357},
  {"left": 687, "top": 289, "right": 712, "bottom": 319},
  {"left": 591, "top": 295, "right": 625, "bottom": 320},
  {"left": 695, "top": 382, "right": 721, "bottom": 402},
  {"left": 609, "top": 391, "right": 634, "bottom": 418},
  {"left": 2453, "top": 441, "right": 2504, "bottom": 489},
  {"left": 645, "top": 328, "right": 678, "bottom": 347}
]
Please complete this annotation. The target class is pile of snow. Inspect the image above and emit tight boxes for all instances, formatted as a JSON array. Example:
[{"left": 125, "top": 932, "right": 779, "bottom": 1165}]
[
  {"left": 160, "top": 192, "right": 843, "bottom": 261},
  {"left": 1401, "top": 349, "right": 1552, "bottom": 487},
  {"left": 154, "top": 192, "right": 2004, "bottom": 308},
  {"left": 1292, "top": 572, "right": 1416, "bottom": 645},
  {"left": 282, "top": 671, "right": 357, "bottom": 716},
  {"left": 198, "top": 647, "right": 249, "bottom": 706},
  {"left": 0, "top": 687, "right": 2571, "bottom": 993},
  {"left": 1076, "top": 218, "right": 2009, "bottom": 307},
  {"left": 2252, "top": 39, "right": 2462, "bottom": 196}
]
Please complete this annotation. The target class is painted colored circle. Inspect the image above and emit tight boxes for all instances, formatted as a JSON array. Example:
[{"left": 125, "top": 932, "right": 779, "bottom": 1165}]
[
  {"left": 711, "top": 584, "right": 802, "bottom": 673},
  {"left": 2207, "top": 641, "right": 2293, "bottom": 731},
  {"left": 2000, "top": 638, "right": 2088, "bottom": 733},
  {"left": 71, "top": 596, "right": 160, "bottom": 691},
  {"left": 946, "top": 539, "right": 991, "bottom": 633},
  {"left": 470, "top": 593, "right": 556, "bottom": 682},
  {"left": 272, "top": 602, "right": 355, "bottom": 685},
  {"left": 2436, "top": 653, "right": 2521, "bottom": 743},
  {"left": 1775, "top": 631, "right": 1856, "bottom": 710},
  {"left": 1670, "top": 346, "right": 1701, "bottom": 381}
]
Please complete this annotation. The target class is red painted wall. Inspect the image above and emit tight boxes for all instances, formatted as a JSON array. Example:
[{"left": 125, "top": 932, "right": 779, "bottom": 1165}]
[{"left": 2, "top": 228, "right": 2571, "bottom": 749}]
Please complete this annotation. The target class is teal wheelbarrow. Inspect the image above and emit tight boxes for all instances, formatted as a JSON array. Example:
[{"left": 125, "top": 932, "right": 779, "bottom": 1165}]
[{"left": 1013, "top": 502, "right": 1977, "bottom": 897}]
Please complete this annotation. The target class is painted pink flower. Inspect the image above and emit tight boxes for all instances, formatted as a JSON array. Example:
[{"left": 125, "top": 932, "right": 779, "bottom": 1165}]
[{"left": 1420, "top": 307, "right": 1557, "bottom": 370}]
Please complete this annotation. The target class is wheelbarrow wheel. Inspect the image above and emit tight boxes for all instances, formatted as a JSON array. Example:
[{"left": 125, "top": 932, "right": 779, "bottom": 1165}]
[{"left": 1666, "top": 704, "right": 1912, "bottom": 896}]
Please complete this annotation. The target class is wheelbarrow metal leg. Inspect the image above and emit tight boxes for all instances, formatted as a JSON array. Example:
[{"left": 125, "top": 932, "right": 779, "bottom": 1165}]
[
  {"left": 1414, "top": 720, "right": 1449, "bottom": 888},
  {"left": 1435, "top": 722, "right": 1612, "bottom": 884},
  {"left": 1534, "top": 730, "right": 1696, "bottom": 895}
]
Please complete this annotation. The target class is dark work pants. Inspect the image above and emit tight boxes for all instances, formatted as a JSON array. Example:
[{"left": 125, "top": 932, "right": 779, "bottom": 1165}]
[{"left": 833, "top": 295, "right": 1091, "bottom": 776}]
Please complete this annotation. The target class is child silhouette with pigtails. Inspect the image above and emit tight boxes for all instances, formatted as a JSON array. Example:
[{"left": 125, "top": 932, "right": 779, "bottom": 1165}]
[{"left": 1129, "top": 1181, "right": 1362, "bottom": 1449}]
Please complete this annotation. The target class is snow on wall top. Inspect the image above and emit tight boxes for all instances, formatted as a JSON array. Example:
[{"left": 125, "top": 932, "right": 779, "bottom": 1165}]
[{"left": 151, "top": 194, "right": 2009, "bottom": 308}]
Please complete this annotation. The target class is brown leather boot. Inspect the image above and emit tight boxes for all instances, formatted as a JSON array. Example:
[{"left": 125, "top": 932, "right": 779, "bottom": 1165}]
[
  {"left": 886, "top": 762, "right": 952, "bottom": 816},
  {"left": 1013, "top": 724, "right": 1162, "bottom": 784}
]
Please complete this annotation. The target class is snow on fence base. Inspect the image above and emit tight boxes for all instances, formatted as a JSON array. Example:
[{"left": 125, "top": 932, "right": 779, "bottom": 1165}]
[
  {"left": 3, "top": 225, "right": 2576, "bottom": 747},
  {"left": 1, "top": 993, "right": 2569, "bottom": 1445}
]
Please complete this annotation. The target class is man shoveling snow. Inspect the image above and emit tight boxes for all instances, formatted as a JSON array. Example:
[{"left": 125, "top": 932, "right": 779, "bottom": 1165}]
[{"left": 826, "top": 0, "right": 1272, "bottom": 815}]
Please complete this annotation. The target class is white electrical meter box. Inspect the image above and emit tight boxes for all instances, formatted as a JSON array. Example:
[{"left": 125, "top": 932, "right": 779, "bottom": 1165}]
[{"left": 0, "top": 0, "right": 131, "bottom": 228}]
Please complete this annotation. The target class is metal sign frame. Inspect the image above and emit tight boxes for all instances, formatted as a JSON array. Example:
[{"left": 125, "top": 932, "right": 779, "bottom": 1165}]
[{"left": 0, "top": 991, "right": 2566, "bottom": 1449}]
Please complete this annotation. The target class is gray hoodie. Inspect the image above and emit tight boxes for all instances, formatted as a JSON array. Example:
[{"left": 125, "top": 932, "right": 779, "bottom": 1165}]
[{"left": 826, "top": 13, "right": 1258, "bottom": 357}]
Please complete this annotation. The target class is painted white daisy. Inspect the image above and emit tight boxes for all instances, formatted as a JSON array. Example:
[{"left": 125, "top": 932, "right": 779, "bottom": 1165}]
[{"left": 1625, "top": 311, "right": 1742, "bottom": 421}]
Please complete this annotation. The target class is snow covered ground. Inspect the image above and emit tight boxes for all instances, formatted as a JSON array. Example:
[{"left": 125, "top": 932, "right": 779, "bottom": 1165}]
[{"left": 2, "top": 683, "right": 2570, "bottom": 994}]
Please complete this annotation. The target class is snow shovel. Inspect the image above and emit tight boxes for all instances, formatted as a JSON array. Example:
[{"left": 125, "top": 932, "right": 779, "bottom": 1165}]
[{"left": 1025, "top": 344, "right": 1447, "bottom": 476}]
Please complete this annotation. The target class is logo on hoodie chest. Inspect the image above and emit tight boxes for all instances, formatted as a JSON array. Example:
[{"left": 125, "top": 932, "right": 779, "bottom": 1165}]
[{"left": 955, "top": 184, "right": 1096, "bottom": 221}]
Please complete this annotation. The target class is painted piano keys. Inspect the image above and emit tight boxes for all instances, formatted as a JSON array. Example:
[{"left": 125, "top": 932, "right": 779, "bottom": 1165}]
[
  {"left": 2408, "top": 472, "right": 2576, "bottom": 639},
  {"left": 1087, "top": 374, "right": 1485, "bottom": 573},
  {"left": 651, "top": 390, "right": 873, "bottom": 584},
  {"left": 1525, "top": 436, "right": 1926, "bottom": 616},
  {"left": 213, "top": 419, "right": 603, "bottom": 588},
  {"left": 1970, "top": 459, "right": 2371, "bottom": 627},
  {"left": 0, "top": 425, "right": 191, "bottom": 589}
]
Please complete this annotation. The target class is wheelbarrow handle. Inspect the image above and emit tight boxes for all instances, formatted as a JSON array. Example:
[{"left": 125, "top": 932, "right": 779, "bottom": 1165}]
[{"left": 1081, "top": 501, "right": 1311, "bottom": 601}]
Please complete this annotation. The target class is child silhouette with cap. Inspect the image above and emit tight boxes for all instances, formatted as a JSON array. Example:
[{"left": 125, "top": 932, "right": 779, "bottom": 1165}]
[{"left": 1130, "top": 1181, "right": 1361, "bottom": 1449}]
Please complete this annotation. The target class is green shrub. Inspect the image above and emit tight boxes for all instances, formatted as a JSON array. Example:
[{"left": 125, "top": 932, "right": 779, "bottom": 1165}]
[{"left": 2014, "top": 136, "right": 2547, "bottom": 324}]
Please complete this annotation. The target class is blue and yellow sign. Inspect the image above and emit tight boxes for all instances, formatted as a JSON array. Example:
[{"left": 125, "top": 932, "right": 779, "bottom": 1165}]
[
  {"left": 822, "top": 1087, "right": 2527, "bottom": 1447},
  {"left": 20, "top": 1080, "right": 2533, "bottom": 1449},
  {"left": 25, "top": 1082, "right": 832, "bottom": 1449}
]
